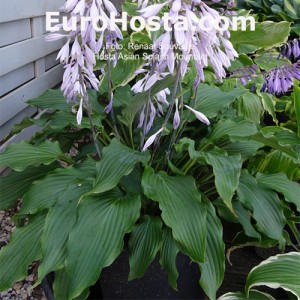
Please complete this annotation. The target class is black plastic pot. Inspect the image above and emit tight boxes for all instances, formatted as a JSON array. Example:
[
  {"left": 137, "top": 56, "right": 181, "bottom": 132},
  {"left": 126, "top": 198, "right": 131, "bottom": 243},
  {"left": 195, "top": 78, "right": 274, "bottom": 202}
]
[
  {"left": 42, "top": 251, "right": 205, "bottom": 300},
  {"left": 98, "top": 250, "right": 205, "bottom": 300}
]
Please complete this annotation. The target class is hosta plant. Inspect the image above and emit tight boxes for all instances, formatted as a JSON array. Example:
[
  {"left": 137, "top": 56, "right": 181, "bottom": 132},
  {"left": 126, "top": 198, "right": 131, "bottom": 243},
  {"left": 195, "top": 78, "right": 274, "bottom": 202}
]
[{"left": 0, "top": 0, "right": 299, "bottom": 299}]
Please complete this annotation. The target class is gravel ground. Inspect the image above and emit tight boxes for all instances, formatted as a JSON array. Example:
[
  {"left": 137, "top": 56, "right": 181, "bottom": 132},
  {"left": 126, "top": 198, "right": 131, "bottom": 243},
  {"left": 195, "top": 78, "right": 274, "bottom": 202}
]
[{"left": 0, "top": 209, "right": 47, "bottom": 300}]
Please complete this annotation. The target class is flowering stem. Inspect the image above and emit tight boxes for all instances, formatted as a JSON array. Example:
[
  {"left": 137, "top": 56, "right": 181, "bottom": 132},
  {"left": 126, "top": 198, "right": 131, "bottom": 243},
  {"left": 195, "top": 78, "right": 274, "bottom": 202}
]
[
  {"left": 85, "top": 99, "right": 102, "bottom": 158},
  {"left": 165, "top": 82, "right": 184, "bottom": 161},
  {"left": 175, "top": 84, "right": 199, "bottom": 143},
  {"left": 162, "top": 62, "right": 182, "bottom": 129},
  {"left": 140, "top": 57, "right": 157, "bottom": 150},
  {"left": 151, "top": 62, "right": 181, "bottom": 162},
  {"left": 79, "top": 70, "right": 101, "bottom": 159},
  {"left": 106, "top": 50, "right": 120, "bottom": 140},
  {"left": 140, "top": 90, "right": 152, "bottom": 149}
]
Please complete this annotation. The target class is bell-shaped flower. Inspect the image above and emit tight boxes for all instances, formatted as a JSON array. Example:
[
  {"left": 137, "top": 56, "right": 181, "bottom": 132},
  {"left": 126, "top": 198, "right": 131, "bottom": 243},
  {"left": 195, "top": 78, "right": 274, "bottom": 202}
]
[
  {"left": 184, "top": 105, "right": 210, "bottom": 125},
  {"left": 142, "top": 128, "right": 164, "bottom": 152}
]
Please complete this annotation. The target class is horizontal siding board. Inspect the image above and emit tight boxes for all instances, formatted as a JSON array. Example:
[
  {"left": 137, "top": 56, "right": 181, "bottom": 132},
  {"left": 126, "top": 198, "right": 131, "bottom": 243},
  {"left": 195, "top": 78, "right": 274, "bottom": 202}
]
[
  {"left": 45, "top": 51, "right": 60, "bottom": 71},
  {"left": 0, "top": 63, "right": 35, "bottom": 97},
  {"left": 0, "top": 64, "right": 64, "bottom": 126},
  {"left": 0, "top": 19, "right": 32, "bottom": 48},
  {"left": 0, "top": 35, "right": 66, "bottom": 76},
  {"left": 0, "top": 0, "right": 65, "bottom": 23}
]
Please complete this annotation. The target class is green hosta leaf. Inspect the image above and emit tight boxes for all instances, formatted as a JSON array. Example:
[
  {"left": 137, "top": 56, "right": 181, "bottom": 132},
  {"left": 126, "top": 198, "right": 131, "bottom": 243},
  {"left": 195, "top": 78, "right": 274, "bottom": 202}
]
[
  {"left": 284, "top": 0, "right": 299, "bottom": 18},
  {"left": 49, "top": 110, "right": 102, "bottom": 130},
  {"left": 100, "top": 58, "right": 144, "bottom": 92},
  {"left": 228, "top": 53, "right": 254, "bottom": 71},
  {"left": 199, "top": 202, "right": 225, "bottom": 300},
  {"left": 294, "top": 86, "right": 300, "bottom": 139},
  {"left": 256, "top": 172, "right": 300, "bottom": 211},
  {"left": 260, "top": 126, "right": 300, "bottom": 146},
  {"left": 230, "top": 21, "right": 290, "bottom": 52},
  {"left": 142, "top": 167, "right": 207, "bottom": 263},
  {"left": 159, "top": 228, "right": 179, "bottom": 290},
  {"left": 7, "top": 117, "right": 35, "bottom": 137},
  {"left": 27, "top": 89, "right": 71, "bottom": 111},
  {"left": 129, "top": 216, "right": 162, "bottom": 280},
  {"left": 36, "top": 183, "right": 92, "bottom": 285},
  {"left": 120, "top": 75, "right": 174, "bottom": 128},
  {"left": 204, "top": 153, "right": 242, "bottom": 210},
  {"left": 237, "top": 171, "right": 286, "bottom": 247},
  {"left": 226, "top": 232, "right": 278, "bottom": 265},
  {"left": 89, "top": 139, "right": 149, "bottom": 195},
  {"left": 73, "top": 289, "right": 90, "bottom": 300},
  {"left": 0, "top": 140, "right": 69, "bottom": 171},
  {"left": 194, "top": 84, "right": 246, "bottom": 118},
  {"left": 0, "top": 164, "right": 57, "bottom": 210},
  {"left": 175, "top": 139, "right": 242, "bottom": 211},
  {"left": 292, "top": 24, "right": 300, "bottom": 35},
  {"left": 218, "top": 290, "right": 276, "bottom": 300},
  {"left": 234, "top": 93, "right": 263, "bottom": 125},
  {"left": 209, "top": 119, "right": 258, "bottom": 142},
  {"left": 21, "top": 160, "right": 96, "bottom": 215},
  {"left": 54, "top": 189, "right": 141, "bottom": 300},
  {"left": 233, "top": 201, "right": 261, "bottom": 240},
  {"left": 113, "top": 85, "right": 134, "bottom": 108},
  {"left": 175, "top": 138, "right": 201, "bottom": 160},
  {"left": 130, "top": 31, "right": 152, "bottom": 45},
  {"left": 251, "top": 133, "right": 300, "bottom": 163},
  {"left": 0, "top": 214, "right": 46, "bottom": 291},
  {"left": 222, "top": 141, "right": 262, "bottom": 161},
  {"left": 254, "top": 52, "right": 290, "bottom": 71},
  {"left": 256, "top": 150, "right": 300, "bottom": 181},
  {"left": 259, "top": 93, "right": 278, "bottom": 124},
  {"left": 246, "top": 252, "right": 300, "bottom": 299}
]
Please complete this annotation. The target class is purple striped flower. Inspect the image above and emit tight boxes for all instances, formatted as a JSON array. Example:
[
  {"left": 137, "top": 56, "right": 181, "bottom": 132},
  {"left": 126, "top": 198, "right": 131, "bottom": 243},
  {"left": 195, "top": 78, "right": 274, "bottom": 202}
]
[
  {"left": 260, "top": 62, "right": 300, "bottom": 95},
  {"left": 279, "top": 39, "right": 300, "bottom": 60}
]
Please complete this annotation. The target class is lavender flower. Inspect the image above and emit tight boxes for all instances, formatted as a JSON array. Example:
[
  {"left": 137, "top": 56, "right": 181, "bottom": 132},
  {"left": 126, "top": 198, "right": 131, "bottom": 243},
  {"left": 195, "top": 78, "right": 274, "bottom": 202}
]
[
  {"left": 173, "top": 98, "right": 180, "bottom": 129},
  {"left": 134, "top": 0, "right": 229, "bottom": 149},
  {"left": 232, "top": 60, "right": 300, "bottom": 95},
  {"left": 141, "top": 128, "right": 165, "bottom": 152},
  {"left": 260, "top": 62, "right": 300, "bottom": 95},
  {"left": 46, "top": 0, "right": 121, "bottom": 124},
  {"left": 184, "top": 105, "right": 210, "bottom": 125},
  {"left": 279, "top": 39, "right": 300, "bottom": 61},
  {"left": 135, "top": 0, "right": 238, "bottom": 86}
]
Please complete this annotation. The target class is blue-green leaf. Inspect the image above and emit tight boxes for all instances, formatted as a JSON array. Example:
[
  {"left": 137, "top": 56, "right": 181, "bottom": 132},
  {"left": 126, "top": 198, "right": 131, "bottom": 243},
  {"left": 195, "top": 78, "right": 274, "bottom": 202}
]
[
  {"left": 0, "top": 164, "right": 57, "bottom": 210},
  {"left": 204, "top": 153, "right": 242, "bottom": 210},
  {"left": 89, "top": 139, "right": 149, "bottom": 195},
  {"left": 0, "top": 214, "right": 46, "bottom": 291},
  {"left": 129, "top": 216, "right": 162, "bottom": 280},
  {"left": 0, "top": 140, "right": 69, "bottom": 171},
  {"left": 54, "top": 189, "right": 141, "bottom": 300},
  {"left": 237, "top": 171, "right": 286, "bottom": 247},
  {"left": 199, "top": 202, "right": 225, "bottom": 300},
  {"left": 159, "top": 228, "right": 179, "bottom": 290},
  {"left": 256, "top": 172, "right": 300, "bottom": 211},
  {"left": 142, "top": 167, "right": 207, "bottom": 263}
]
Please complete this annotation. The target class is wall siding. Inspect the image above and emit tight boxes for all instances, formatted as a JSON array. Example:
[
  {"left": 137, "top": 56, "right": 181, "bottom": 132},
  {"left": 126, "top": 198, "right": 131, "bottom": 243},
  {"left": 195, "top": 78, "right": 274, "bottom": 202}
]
[
  {"left": 0, "top": 0, "right": 65, "bottom": 145},
  {"left": 0, "top": 0, "right": 124, "bottom": 162}
]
